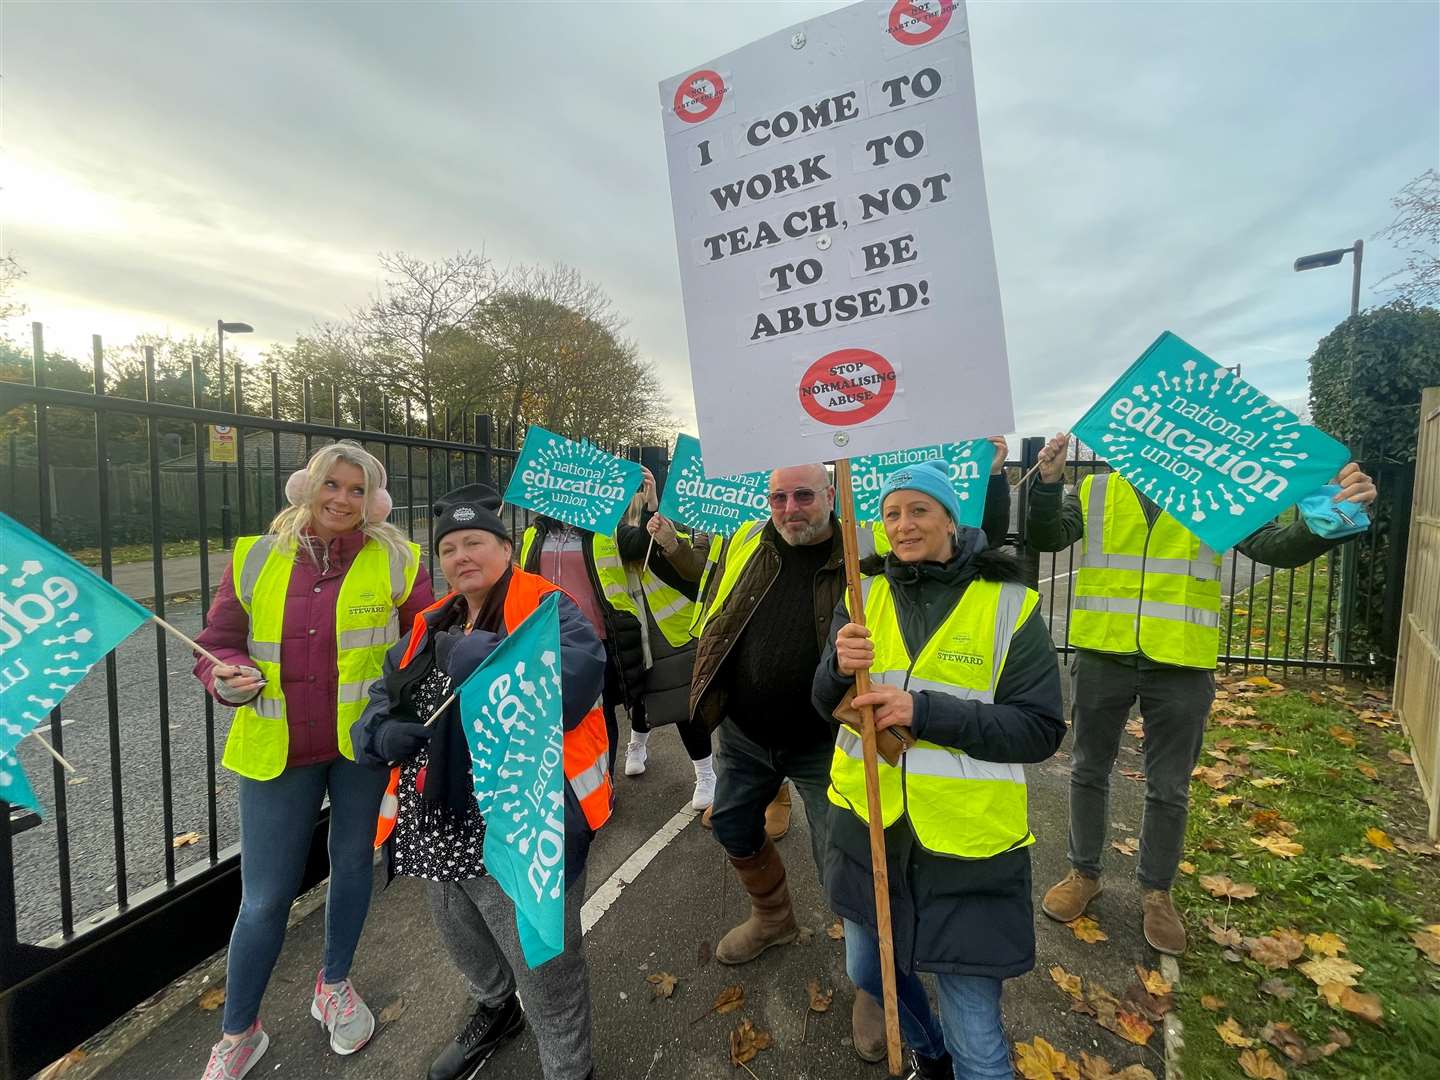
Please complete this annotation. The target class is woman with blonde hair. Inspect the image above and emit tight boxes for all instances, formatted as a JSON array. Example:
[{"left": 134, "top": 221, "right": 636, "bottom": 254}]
[{"left": 191, "top": 440, "right": 435, "bottom": 1080}]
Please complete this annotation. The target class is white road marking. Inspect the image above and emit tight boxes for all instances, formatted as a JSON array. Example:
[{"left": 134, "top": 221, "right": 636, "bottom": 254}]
[
  {"left": 581, "top": 802, "right": 697, "bottom": 935},
  {"left": 1039, "top": 570, "right": 1075, "bottom": 586}
]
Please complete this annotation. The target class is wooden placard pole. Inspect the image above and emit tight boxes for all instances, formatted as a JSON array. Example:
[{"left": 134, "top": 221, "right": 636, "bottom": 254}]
[{"left": 833, "top": 458, "right": 903, "bottom": 1077}]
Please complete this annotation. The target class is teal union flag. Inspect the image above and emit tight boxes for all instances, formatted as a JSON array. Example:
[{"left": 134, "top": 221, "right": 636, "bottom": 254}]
[
  {"left": 1071, "top": 332, "right": 1351, "bottom": 552},
  {"left": 456, "top": 593, "right": 568, "bottom": 968},
  {"left": 503, "top": 427, "right": 644, "bottom": 536},
  {"left": 658, "top": 434, "right": 770, "bottom": 535},
  {"left": 1, "top": 512, "right": 151, "bottom": 814},
  {"left": 849, "top": 439, "right": 995, "bottom": 525}
]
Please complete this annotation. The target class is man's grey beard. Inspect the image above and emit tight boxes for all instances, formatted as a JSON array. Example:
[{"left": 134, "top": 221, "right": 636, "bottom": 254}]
[{"left": 777, "top": 517, "right": 831, "bottom": 546}]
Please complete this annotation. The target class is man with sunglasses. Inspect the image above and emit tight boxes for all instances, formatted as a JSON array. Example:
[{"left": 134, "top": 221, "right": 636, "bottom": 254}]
[{"left": 688, "top": 463, "right": 888, "bottom": 1062}]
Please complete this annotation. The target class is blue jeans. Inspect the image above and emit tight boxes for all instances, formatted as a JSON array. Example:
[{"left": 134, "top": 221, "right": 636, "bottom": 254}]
[
  {"left": 710, "top": 718, "right": 834, "bottom": 878},
  {"left": 222, "top": 757, "right": 387, "bottom": 1034},
  {"left": 844, "top": 920, "right": 1013, "bottom": 1078}
]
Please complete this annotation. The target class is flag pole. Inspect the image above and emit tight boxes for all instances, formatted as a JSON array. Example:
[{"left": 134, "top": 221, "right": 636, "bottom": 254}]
[
  {"left": 1011, "top": 459, "right": 1042, "bottom": 489},
  {"left": 834, "top": 457, "right": 903, "bottom": 1077},
  {"left": 150, "top": 614, "right": 228, "bottom": 668},
  {"left": 28, "top": 730, "right": 76, "bottom": 774},
  {"left": 424, "top": 693, "right": 456, "bottom": 728}
]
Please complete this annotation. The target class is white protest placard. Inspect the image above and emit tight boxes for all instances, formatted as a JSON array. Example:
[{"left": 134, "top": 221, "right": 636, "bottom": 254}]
[{"left": 660, "top": 0, "right": 1012, "bottom": 477}]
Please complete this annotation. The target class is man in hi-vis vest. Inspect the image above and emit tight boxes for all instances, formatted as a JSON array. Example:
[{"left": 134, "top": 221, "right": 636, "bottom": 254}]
[{"left": 1027, "top": 433, "right": 1376, "bottom": 954}]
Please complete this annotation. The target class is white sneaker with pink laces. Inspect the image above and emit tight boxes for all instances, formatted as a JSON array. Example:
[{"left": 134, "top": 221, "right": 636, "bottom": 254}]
[
  {"left": 201, "top": 1020, "right": 268, "bottom": 1080},
  {"left": 310, "top": 970, "right": 375, "bottom": 1055}
]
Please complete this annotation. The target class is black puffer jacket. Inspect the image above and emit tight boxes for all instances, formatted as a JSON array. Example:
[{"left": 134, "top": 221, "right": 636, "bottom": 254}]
[
  {"left": 523, "top": 516, "right": 648, "bottom": 709},
  {"left": 812, "top": 528, "right": 1065, "bottom": 978}
]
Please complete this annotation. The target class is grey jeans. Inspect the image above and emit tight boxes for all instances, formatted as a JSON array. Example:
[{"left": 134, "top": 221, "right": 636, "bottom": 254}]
[
  {"left": 426, "top": 869, "right": 591, "bottom": 1080},
  {"left": 1067, "top": 651, "right": 1214, "bottom": 891}
]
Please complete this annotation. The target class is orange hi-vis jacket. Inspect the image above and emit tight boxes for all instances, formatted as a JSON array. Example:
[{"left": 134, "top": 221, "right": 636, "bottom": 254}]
[{"left": 373, "top": 566, "right": 613, "bottom": 849}]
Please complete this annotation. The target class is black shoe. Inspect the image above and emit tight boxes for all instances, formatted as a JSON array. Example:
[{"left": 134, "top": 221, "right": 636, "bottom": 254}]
[
  {"left": 427, "top": 995, "right": 525, "bottom": 1080},
  {"left": 905, "top": 1049, "right": 953, "bottom": 1080}
]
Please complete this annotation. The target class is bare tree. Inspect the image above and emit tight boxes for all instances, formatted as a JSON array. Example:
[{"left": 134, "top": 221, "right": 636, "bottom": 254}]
[
  {"left": 1374, "top": 168, "right": 1439, "bottom": 306},
  {"left": 346, "top": 251, "right": 497, "bottom": 428}
]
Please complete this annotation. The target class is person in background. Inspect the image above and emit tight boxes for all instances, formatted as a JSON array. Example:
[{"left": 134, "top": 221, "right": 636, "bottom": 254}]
[
  {"left": 352, "top": 483, "right": 610, "bottom": 1080},
  {"left": 1027, "top": 432, "right": 1377, "bottom": 954},
  {"left": 814, "top": 460, "right": 1064, "bottom": 1079},
  {"left": 617, "top": 496, "right": 718, "bottom": 813},
  {"left": 519, "top": 467, "right": 657, "bottom": 776},
  {"left": 192, "top": 440, "right": 432, "bottom": 1080},
  {"left": 689, "top": 462, "right": 889, "bottom": 1062}
]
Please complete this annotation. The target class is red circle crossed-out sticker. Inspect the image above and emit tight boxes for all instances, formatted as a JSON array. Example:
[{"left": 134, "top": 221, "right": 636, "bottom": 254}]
[
  {"left": 798, "top": 349, "right": 898, "bottom": 427},
  {"left": 887, "top": 0, "right": 954, "bottom": 47},
  {"left": 673, "top": 69, "right": 726, "bottom": 124}
]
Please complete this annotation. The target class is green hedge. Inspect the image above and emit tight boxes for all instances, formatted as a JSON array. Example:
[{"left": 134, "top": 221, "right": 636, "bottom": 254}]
[{"left": 1308, "top": 300, "right": 1440, "bottom": 664}]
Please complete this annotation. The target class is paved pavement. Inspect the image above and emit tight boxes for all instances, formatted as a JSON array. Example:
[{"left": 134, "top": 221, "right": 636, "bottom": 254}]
[{"left": 71, "top": 681, "right": 1167, "bottom": 1080}]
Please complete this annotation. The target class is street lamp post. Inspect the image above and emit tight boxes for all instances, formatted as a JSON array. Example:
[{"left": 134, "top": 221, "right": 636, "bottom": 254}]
[
  {"left": 1292, "top": 242, "right": 1363, "bottom": 661},
  {"left": 217, "top": 319, "right": 253, "bottom": 548},
  {"left": 1293, "top": 239, "right": 1363, "bottom": 317}
]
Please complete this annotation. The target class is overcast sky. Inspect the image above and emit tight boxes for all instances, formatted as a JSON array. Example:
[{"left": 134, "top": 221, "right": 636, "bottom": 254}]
[{"left": 5, "top": 0, "right": 1436, "bottom": 441}]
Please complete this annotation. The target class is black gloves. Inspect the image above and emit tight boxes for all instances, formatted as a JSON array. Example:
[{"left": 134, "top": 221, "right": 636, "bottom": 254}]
[{"left": 375, "top": 721, "right": 433, "bottom": 763}]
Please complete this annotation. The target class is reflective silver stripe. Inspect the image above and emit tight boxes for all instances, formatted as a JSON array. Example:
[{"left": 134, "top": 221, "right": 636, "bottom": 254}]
[
  {"left": 339, "top": 626, "right": 395, "bottom": 650},
  {"left": 237, "top": 536, "right": 277, "bottom": 607},
  {"left": 835, "top": 726, "right": 864, "bottom": 760},
  {"left": 338, "top": 678, "right": 378, "bottom": 704},
  {"left": 247, "top": 640, "right": 282, "bottom": 663},
  {"left": 569, "top": 758, "right": 610, "bottom": 801},
  {"left": 906, "top": 674, "right": 992, "bottom": 704},
  {"left": 1078, "top": 552, "right": 1220, "bottom": 579},
  {"left": 905, "top": 748, "right": 1026, "bottom": 785},
  {"left": 1083, "top": 472, "right": 1109, "bottom": 562},
  {"left": 1073, "top": 595, "right": 1220, "bottom": 627},
  {"left": 386, "top": 547, "right": 412, "bottom": 602},
  {"left": 252, "top": 695, "right": 285, "bottom": 719},
  {"left": 648, "top": 589, "right": 694, "bottom": 624}
]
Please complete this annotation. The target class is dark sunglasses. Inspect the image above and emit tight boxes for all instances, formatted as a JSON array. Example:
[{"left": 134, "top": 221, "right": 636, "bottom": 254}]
[{"left": 767, "top": 488, "right": 818, "bottom": 508}]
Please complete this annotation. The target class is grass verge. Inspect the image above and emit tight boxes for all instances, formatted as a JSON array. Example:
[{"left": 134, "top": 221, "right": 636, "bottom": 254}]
[
  {"left": 1174, "top": 677, "right": 1440, "bottom": 1079},
  {"left": 1221, "top": 556, "right": 1336, "bottom": 665}
]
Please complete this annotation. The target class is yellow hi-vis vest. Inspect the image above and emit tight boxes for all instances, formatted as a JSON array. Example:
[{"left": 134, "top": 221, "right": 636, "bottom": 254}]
[
  {"left": 688, "top": 534, "right": 726, "bottom": 638},
  {"left": 692, "top": 520, "right": 766, "bottom": 638},
  {"left": 828, "top": 575, "right": 1039, "bottom": 859},
  {"left": 856, "top": 521, "right": 891, "bottom": 559},
  {"left": 635, "top": 530, "right": 700, "bottom": 649},
  {"left": 520, "top": 525, "right": 642, "bottom": 623},
  {"left": 225, "top": 535, "right": 421, "bottom": 780},
  {"left": 1071, "top": 473, "right": 1223, "bottom": 669}
]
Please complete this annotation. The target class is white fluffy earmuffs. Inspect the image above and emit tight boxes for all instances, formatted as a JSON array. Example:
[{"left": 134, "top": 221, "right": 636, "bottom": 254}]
[{"left": 285, "top": 462, "right": 393, "bottom": 524}]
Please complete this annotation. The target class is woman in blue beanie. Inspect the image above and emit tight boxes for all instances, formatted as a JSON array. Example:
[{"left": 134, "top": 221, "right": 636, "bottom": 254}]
[{"left": 813, "top": 460, "right": 1065, "bottom": 1078}]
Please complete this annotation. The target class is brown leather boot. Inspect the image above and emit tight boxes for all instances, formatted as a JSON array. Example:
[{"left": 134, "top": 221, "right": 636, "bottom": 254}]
[
  {"left": 851, "top": 989, "right": 886, "bottom": 1063},
  {"left": 764, "top": 784, "right": 792, "bottom": 840},
  {"left": 1041, "top": 869, "right": 1103, "bottom": 923},
  {"left": 1142, "top": 889, "right": 1187, "bottom": 956},
  {"left": 716, "top": 838, "right": 799, "bottom": 964}
]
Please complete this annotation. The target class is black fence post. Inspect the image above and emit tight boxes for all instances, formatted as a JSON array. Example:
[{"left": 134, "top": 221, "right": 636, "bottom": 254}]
[
  {"left": 1015, "top": 436, "right": 1043, "bottom": 590},
  {"left": 476, "top": 413, "right": 494, "bottom": 491}
]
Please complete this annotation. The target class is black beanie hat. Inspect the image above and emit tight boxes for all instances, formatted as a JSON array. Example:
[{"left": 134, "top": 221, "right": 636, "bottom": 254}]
[{"left": 433, "top": 483, "right": 511, "bottom": 547}]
